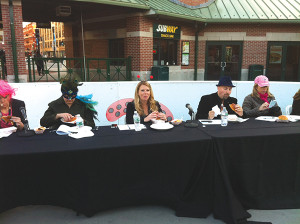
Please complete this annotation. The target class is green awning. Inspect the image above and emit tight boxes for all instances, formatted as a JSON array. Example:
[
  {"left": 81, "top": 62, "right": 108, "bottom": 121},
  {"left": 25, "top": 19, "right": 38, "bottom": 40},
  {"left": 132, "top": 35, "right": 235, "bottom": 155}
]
[
  {"left": 72, "top": 0, "right": 300, "bottom": 23},
  {"left": 200, "top": 0, "right": 300, "bottom": 23}
]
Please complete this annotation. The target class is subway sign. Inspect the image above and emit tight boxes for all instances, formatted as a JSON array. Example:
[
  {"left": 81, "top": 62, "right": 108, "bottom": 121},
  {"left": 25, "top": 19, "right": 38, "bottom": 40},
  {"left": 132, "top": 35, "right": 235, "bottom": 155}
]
[{"left": 153, "top": 24, "right": 180, "bottom": 40}]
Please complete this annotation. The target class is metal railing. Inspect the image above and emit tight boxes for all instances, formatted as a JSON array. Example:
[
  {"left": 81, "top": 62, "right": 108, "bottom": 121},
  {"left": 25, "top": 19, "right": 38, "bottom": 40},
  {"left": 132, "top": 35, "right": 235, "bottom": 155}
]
[
  {"left": 27, "top": 56, "right": 132, "bottom": 82},
  {"left": 0, "top": 55, "right": 6, "bottom": 80}
]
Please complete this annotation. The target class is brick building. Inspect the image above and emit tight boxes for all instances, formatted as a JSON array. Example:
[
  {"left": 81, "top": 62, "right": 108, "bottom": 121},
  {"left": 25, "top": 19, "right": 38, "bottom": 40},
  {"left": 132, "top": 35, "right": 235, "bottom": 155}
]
[
  {"left": 39, "top": 22, "right": 65, "bottom": 58},
  {"left": 23, "top": 22, "right": 36, "bottom": 57},
  {"left": 0, "top": 0, "right": 300, "bottom": 82}
]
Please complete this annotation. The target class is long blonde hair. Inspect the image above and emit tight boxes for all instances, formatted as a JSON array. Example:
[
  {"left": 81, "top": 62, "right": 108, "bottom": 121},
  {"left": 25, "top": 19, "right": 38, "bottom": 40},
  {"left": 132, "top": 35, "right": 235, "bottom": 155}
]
[
  {"left": 251, "top": 83, "right": 274, "bottom": 98},
  {"left": 134, "top": 81, "right": 158, "bottom": 116},
  {"left": 293, "top": 89, "right": 300, "bottom": 100}
]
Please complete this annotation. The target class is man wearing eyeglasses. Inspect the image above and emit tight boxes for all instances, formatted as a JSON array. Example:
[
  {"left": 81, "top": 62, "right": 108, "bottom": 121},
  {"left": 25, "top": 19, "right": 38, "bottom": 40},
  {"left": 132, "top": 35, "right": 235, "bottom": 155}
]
[{"left": 40, "top": 78, "right": 97, "bottom": 129}]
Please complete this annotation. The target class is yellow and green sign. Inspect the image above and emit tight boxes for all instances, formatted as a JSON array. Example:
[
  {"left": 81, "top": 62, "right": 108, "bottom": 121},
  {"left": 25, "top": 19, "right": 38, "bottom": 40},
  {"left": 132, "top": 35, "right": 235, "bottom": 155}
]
[{"left": 153, "top": 24, "right": 180, "bottom": 40}]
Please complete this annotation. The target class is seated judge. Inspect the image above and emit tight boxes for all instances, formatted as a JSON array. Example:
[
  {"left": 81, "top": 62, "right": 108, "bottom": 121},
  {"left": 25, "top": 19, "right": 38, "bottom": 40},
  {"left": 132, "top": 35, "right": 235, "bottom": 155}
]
[
  {"left": 126, "top": 81, "right": 166, "bottom": 124},
  {"left": 40, "top": 77, "right": 97, "bottom": 129},
  {"left": 195, "top": 76, "right": 243, "bottom": 120},
  {"left": 242, "top": 75, "right": 281, "bottom": 117},
  {"left": 0, "top": 80, "right": 26, "bottom": 130},
  {"left": 291, "top": 89, "right": 300, "bottom": 115}
]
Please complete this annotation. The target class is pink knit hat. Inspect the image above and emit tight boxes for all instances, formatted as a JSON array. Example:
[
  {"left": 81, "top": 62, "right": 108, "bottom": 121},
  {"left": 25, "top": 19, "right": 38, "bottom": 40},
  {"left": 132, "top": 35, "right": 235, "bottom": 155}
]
[{"left": 254, "top": 75, "right": 270, "bottom": 87}]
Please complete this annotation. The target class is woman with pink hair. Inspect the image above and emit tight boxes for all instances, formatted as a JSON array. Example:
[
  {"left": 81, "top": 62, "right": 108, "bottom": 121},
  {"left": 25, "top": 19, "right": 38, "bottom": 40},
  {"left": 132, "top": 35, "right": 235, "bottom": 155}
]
[{"left": 0, "top": 80, "right": 26, "bottom": 130}]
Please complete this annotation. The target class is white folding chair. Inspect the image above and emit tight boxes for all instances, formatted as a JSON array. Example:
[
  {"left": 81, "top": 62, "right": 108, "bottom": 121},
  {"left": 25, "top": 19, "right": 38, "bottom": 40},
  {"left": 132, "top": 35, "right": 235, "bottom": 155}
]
[{"left": 285, "top": 105, "right": 292, "bottom": 115}]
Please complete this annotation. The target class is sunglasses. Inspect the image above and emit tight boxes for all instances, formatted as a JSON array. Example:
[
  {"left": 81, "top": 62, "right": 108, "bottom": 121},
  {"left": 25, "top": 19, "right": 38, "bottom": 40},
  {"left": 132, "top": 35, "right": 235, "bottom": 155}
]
[{"left": 63, "top": 94, "right": 77, "bottom": 100}]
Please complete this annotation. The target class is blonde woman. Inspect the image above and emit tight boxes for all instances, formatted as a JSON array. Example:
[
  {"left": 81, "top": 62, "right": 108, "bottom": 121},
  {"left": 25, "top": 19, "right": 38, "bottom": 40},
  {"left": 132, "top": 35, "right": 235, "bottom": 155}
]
[
  {"left": 291, "top": 89, "right": 300, "bottom": 115},
  {"left": 126, "top": 81, "right": 166, "bottom": 124},
  {"left": 242, "top": 75, "right": 281, "bottom": 117}
]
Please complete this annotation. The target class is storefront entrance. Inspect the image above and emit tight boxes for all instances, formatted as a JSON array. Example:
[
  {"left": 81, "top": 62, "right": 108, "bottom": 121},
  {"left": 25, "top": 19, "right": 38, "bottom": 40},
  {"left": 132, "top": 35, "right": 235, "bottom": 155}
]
[
  {"left": 266, "top": 42, "right": 300, "bottom": 81},
  {"left": 205, "top": 41, "right": 243, "bottom": 80}
]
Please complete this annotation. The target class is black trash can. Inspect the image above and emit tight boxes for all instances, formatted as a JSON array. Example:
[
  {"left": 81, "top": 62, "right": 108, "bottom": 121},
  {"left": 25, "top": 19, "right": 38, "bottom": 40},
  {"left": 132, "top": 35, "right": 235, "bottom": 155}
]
[
  {"left": 151, "top": 66, "right": 169, "bottom": 81},
  {"left": 248, "top": 64, "right": 264, "bottom": 80}
]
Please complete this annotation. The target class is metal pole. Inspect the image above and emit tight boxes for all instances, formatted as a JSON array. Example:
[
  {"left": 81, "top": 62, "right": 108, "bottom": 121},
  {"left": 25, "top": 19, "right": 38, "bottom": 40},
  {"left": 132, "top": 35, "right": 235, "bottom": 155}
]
[
  {"left": 194, "top": 22, "right": 199, "bottom": 81},
  {"left": 9, "top": 0, "right": 19, "bottom": 82},
  {"left": 81, "top": 11, "right": 87, "bottom": 81}
]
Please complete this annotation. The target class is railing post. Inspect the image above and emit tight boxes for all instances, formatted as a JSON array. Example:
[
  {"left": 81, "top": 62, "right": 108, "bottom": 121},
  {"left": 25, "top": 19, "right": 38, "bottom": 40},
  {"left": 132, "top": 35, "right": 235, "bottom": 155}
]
[
  {"left": 57, "top": 58, "right": 60, "bottom": 80},
  {"left": 1, "top": 56, "right": 6, "bottom": 80},
  {"left": 126, "top": 56, "right": 132, "bottom": 81},
  {"left": 86, "top": 58, "right": 90, "bottom": 81},
  {"left": 27, "top": 56, "right": 32, "bottom": 82},
  {"left": 106, "top": 59, "right": 110, "bottom": 81},
  {"left": 32, "top": 57, "right": 37, "bottom": 82}
]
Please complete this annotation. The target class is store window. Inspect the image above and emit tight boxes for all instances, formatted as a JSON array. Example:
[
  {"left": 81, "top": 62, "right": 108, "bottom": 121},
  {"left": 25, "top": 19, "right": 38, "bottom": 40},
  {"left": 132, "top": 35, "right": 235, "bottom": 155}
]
[
  {"left": 267, "top": 42, "right": 300, "bottom": 81},
  {"left": 109, "top": 39, "right": 124, "bottom": 65},
  {"left": 153, "top": 38, "right": 178, "bottom": 66},
  {"left": 153, "top": 24, "right": 180, "bottom": 66}
]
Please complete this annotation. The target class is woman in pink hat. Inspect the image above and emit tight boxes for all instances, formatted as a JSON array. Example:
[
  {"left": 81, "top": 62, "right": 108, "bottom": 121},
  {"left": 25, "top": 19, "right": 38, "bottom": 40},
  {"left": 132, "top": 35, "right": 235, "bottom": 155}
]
[{"left": 242, "top": 75, "right": 282, "bottom": 117}]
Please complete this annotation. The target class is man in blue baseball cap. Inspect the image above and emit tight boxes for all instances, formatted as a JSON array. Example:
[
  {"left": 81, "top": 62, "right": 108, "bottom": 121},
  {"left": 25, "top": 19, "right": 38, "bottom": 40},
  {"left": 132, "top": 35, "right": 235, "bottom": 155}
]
[{"left": 195, "top": 76, "right": 244, "bottom": 120}]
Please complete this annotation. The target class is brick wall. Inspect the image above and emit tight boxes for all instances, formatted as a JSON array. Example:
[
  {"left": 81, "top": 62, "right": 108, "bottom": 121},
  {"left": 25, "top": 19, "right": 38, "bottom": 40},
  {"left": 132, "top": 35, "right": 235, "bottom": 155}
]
[
  {"left": 125, "top": 36, "right": 153, "bottom": 71},
  {"left": 126, "top": 16, "right": 152, "bottom": 33},
  {"left": 243, "top": 41, "right": 268, "bottom": 69},
  {"left": 203, "top": 23, "right": 300, "bottom": 36},
  {"left": 64, "top": 23, "right": 74, "bottom": 59},
  {"left": 64, "top": 19, "right": 123, "bottom": 59},
  {"left": 198, "top": 40, "right": 206, "bottom": 68},
  {"left": 126, "top": 16, "right": 153, "bottom": 71},
  {"left": 1, "top": 0, "right": 27, "bottom": 82}
]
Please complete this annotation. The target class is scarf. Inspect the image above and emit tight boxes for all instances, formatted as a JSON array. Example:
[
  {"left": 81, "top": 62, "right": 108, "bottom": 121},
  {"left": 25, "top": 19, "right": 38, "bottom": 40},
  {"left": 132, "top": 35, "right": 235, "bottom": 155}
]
[{"left": 258, "top": 92, "right": 269, "bottom": 103}]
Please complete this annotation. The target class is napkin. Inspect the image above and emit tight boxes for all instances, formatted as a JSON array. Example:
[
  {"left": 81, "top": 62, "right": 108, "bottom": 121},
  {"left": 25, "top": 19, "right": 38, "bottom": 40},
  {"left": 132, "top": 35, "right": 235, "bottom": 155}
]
[
  {"left": 56, "top": 125, "right": 93, "bottom": 138},
  {"left": 56, "top": 125, "right": 75, "bottom": 135},
  {"left": 118, "top": 124, "right": 147, "bottom": 130},
  {"left": 68, "top": 130, "right": 94, "bottom": 139},
  {"left": 0, "top": 126, "right": 17, "bottom": 138},
  {"left": 212, "top": 105, "right": 221, "bottom": 117}
]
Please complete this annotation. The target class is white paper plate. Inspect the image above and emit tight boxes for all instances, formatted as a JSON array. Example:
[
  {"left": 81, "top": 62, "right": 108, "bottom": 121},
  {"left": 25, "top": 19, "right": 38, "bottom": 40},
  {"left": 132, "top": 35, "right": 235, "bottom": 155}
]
[
  {"left": 286, "top": 115, "right": 300, "bottom": 121},
  {"left": 150, "top": 123, "right": 174, "bottom": 130},
  {"left": 61, "top": 117, "right": 76, "bottom": 124},
  {"left": 255, "top": 116, "right": 277, "bottom": 122}
]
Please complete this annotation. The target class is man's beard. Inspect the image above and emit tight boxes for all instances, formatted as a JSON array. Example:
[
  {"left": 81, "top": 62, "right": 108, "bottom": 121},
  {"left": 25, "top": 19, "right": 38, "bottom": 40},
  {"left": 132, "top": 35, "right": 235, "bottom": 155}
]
[{"left": 222, "top": 94, "right": 229, "bottom": 100}]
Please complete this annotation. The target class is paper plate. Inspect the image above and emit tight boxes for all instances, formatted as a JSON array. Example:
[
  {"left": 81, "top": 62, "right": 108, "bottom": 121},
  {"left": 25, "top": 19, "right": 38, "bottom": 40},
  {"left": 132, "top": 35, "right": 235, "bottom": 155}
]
[
  {"left": 150, "top": 123, "right": 174, "bottom": 130},
  {"left": 61, "top": 117, "right": 76, "bottom": 124}
]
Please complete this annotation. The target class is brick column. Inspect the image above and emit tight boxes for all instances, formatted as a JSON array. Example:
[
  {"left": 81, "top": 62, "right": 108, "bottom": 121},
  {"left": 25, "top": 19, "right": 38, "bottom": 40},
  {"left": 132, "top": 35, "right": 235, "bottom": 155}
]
[
  {"left": 125, "top": 16, "right": 153, "bottom": 80},
  {"left": 1, "top": 0, "right": 27, "bottom": 82}
]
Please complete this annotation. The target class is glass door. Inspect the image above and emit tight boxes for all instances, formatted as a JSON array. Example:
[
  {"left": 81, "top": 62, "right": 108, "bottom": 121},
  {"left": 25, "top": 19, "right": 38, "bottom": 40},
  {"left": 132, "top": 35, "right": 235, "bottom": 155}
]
[
  {"left": 266, "top": 42, "right": 300, "bottom": 81},
  {"left": 205, "top": 42, "right": 243, "bottom": 80}
]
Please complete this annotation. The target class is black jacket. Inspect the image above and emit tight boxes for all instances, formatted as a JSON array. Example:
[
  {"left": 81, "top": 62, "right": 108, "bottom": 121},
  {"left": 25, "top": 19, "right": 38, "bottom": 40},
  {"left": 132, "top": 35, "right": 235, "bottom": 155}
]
[
  {"left": 291, "top": 99, "right": 300, "bottom": 115},
  {"left": 40, "top": 96, "right": 95, "bottom": 129},
  {"left": 195, "top": 92, "right": 239, "bottom": 120},
  {"left": 126, "top": 101, "right": 162, "bottom": 124}
]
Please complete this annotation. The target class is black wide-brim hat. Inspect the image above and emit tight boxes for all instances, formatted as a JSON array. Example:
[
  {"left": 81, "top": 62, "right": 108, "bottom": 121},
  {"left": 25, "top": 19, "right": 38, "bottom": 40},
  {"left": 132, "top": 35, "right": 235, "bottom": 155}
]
[{"left": 216, "top": 76, "right": 235, "bottom": 87}]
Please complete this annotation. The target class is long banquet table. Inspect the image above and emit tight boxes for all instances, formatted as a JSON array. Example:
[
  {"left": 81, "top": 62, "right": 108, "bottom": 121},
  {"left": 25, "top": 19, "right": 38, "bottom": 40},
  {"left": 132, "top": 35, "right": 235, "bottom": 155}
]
[{"left": 0, "top": 119, "right": 300, "bottom": 224}]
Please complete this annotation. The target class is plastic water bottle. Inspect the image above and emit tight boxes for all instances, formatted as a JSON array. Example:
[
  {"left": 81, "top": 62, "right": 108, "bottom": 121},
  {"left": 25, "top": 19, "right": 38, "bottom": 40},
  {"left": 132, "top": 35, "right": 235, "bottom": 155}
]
[
  {"left": 75, "top": 114, "right": 84, "bottom": 128},
  {"left": 133, "top": 111, "right": 141, "bottom": 131},
  {"left": 221, "top": 105, "right": 228, "bottom": 127}
]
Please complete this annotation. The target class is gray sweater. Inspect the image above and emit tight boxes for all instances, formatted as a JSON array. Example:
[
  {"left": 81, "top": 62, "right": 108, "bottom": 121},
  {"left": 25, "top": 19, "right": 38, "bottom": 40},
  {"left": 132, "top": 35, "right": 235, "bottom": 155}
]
[{"left": 242, "top": 94, "right": 282, "bottom": 118}]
